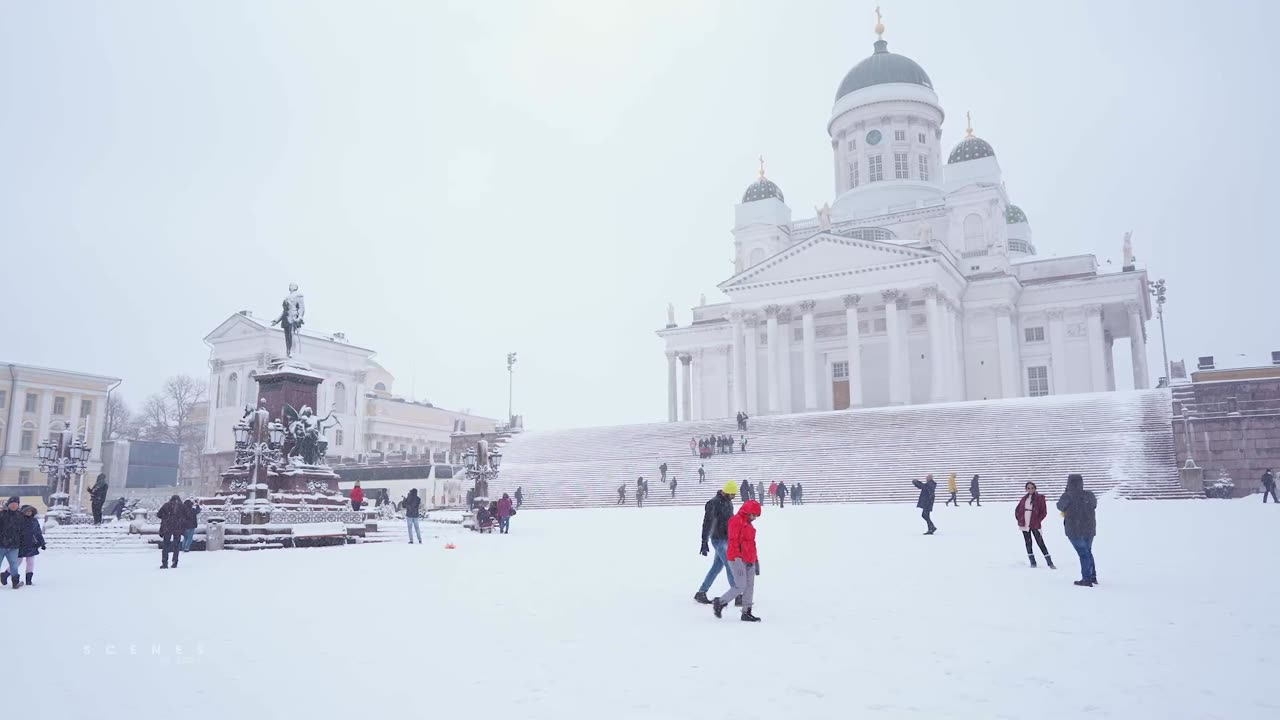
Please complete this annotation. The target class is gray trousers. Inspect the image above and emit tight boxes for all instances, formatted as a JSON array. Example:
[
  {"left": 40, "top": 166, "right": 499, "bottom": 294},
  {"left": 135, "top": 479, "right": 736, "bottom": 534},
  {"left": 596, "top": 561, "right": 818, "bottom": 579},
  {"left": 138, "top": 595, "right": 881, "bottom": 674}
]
[{"left": 716, "top": 558, "right": 756, "bottom": 610}]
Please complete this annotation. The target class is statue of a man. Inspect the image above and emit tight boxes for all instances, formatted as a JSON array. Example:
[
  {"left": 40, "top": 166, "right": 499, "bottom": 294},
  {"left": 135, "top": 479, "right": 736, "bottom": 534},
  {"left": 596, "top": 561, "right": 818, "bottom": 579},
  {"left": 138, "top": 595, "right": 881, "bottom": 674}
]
[
  {"left": 271, "top": 283, "right": 306, "bottom": 358},
  {"left": 666, "top": 303, "right": 676, "bottom": 326},
  {"left": 1122, "top": 231, "right": 1135, "bottom": 266},
  {"left": 815, "top": 203, "right": 832, "bottom": 231}
]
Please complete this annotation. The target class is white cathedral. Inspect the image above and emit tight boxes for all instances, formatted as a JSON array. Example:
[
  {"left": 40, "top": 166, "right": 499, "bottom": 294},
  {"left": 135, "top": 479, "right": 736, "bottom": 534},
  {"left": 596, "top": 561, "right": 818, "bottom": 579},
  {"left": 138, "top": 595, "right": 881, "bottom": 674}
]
[{"left": 658, "top": 21, "right": 1152, "bottom": 422}]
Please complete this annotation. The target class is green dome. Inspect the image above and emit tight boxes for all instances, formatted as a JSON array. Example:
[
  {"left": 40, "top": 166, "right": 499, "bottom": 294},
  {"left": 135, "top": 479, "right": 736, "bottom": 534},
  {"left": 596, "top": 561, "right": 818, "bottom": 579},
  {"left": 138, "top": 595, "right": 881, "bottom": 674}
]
[
  {"left": 1005, "top": 205, "right": 1028, "bottom": 224},
  {"left": 835, "top": 40, "right": 933, "bottom": 101}
]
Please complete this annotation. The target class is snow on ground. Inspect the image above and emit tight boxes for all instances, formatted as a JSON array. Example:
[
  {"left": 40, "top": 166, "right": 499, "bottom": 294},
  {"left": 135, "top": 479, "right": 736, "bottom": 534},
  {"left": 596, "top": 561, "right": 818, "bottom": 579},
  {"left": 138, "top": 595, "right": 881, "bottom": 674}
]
[{"left": 18, "top": 499, "right": 1280, "bottom": 719}]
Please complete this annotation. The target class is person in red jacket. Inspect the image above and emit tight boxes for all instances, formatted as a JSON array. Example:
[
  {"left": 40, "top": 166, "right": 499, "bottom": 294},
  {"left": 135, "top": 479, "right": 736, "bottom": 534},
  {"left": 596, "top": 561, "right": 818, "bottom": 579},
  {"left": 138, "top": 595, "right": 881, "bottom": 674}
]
[
  {"left": 496, "top": 493, "right": 514, "bottom": 534},
  {"left": 350, "top": 482, "right": 364, "bottom": 512},
  {"left": 1015, "top": 482, "right": 1055, "bottom": 568},
  {"left": 712, "top": 499, "right": 763, "bottom": 622},
  {"left": 767, "top": 482, "right": 777, "bottom": 506}
]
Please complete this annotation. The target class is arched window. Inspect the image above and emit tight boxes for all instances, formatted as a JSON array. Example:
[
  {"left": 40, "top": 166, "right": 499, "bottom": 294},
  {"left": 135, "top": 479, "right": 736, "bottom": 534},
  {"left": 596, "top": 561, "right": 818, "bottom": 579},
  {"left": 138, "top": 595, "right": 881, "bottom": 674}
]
[
  {"left": 245, "top": 371, "right": 257, "bottom": 406},
  {"left": 374, "top": 382, "right": 387, "bottom": 392},
  {"left": 225, "top": 373, "right": 239, "bottom": 408},
  {"left": 963, "top": 213, "right": 985, "bottom": 252},
  {"left": 333, "top": 382, "right": 348, "bottom": 413},
  {"left": 749, "top": 248, "right": 765, "bottom": 266}
]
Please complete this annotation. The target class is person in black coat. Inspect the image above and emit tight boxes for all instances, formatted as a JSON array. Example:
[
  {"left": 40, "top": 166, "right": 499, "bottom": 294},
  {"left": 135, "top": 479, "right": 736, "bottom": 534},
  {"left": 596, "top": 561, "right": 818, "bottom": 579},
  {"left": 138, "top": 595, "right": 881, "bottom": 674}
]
[
  {"left": 1261, "top": 468, "right": 1277, "bottom": 503},
  {"left": 111, "top": 497, "right": 127, "bottom": 520},
  {"left": 515, "top": 486, "right": 524, "bottom": 509},
  {"left": 88, "top": 474, "right": 109, "bottom": 524},
  {"left": 694, "top": 482, "right": 738, "bottom": 604},
  {"left": 913, "top": 474, "right": 938, "bottom": 535},
  {"left": 968, "top": 474, "right": 981, "bottom": 506},
  {"left": 16, "top": 506, "right": 46, "bottom": 587},
  {"left": 775, "top": 481, "right": 787, "bottom": 508},
  {"left": 156, "top": 495, "right": 185, "bottom": 569},
  {"left": 1, "top": 497, "right": 30, "bottom": 588},
  {"left": 404, "top": 488, "right": 423, "bottom": 544},
  {"left": 1057, "top": 473, "right": 1098, "bottom": 586},
  {"left": 180, "top": 500, "right": 201, "bottom": 553}
]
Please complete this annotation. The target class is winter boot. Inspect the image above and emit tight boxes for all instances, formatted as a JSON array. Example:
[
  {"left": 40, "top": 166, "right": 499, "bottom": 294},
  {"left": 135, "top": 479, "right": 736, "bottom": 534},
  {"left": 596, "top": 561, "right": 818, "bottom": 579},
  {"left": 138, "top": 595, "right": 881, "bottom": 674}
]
[
  {"left": 1, "top": 570, "right": 7, "bottom": 586},
  {"left": 712, "top": 598, "right": 726, "bottom": 619},
  {"left": 1073, "top": 580, "right": 1092, "bottom": 587},
  {"left": 740, "top": 610, "right": 761, "bottom": 622},
  {"left": 24, "top": 572, "right": 32, "bottom": 586},
  {"left": 1045, "top": 555, "right": 1056, "bottom": 570},
  {"left": 693, "top": 591, "right": 711, "bottom": 605},
  {"left": 9, "top": 575, "right": 21, "bottom": 589},
  {"left": 1028, "top": 554, "right": 1037, "bottom": 568},
  {"left": 734, "top": 596, "right": 743, "bottom": 607}
]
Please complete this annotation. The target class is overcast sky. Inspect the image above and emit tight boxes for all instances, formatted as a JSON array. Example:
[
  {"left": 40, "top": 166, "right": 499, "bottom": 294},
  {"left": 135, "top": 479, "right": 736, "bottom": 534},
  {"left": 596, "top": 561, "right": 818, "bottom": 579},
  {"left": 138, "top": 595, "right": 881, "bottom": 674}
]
[{"left": 2, "top": 0, "right": 1276, "bottom": 430}]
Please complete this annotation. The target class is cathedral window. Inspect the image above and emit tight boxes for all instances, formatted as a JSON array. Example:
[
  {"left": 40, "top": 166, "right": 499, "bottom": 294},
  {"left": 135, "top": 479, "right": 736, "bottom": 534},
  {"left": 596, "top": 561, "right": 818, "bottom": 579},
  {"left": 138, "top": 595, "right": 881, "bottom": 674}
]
[
  {"left": 832, "top": 361, "right": 849, "bottom": 379},
  {"left": 894, "top": 152, "right": 909, "bottom": 179},
  {"left": 963, "top": 213, "right": 985, "bottom": 252},
  {"left": 1027, "top": 366, "right": 1050, "bottom": 397},
  {"left": 873, "top": 318, "right": 887, "bottom": 333},
  {"left": 918, "top": 155, "right": 929, "bottom": 181},
  {"left": 1024, "top": 327, "right": 1046, "bottom": 343},
  {"left": 868, "top": 155, "right": 884, "bottom": 182},
  {"left": 848, "top": 162, "right": 859, "bottom": 188},
  {"left": 335, "top": 429, "right": 344, "bottom": 447},
  {"left": 918, "top": 132, "right": 927, "bottom": 144},
  {"left": 334, "top": 382, "right": 348, "bottom": 413},
  {"left": 225, "top": 374, "right": 239, "bottom": 408},
  {"left": 894, "top": 130, "right": 906, "bottom": 142}
]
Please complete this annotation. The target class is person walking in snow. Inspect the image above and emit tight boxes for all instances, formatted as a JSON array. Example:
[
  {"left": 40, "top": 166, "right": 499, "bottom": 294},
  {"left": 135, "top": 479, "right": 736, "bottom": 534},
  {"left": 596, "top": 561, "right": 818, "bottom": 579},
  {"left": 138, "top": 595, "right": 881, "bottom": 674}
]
[
  {"left": 698, "top": 465, "right": 706, "bottom": 484},
  {"left": 497, "top": 493, "right": 514, "bottom": 534},
  {"left": 695, "top": 481, "right": 738, "bottom": 605},
  {"left": 1261, "top": 469, "right": 1278, "bottom": 503},
  {"left": 775, "top": 481, "right": 787, "bottom": 508},
  {"left": 180, "top": 499, "right": 200, "bottom": 552},
  {"left": 690, "top": 437, "right": 697, "bottom": 457},
  {"left": 740, "top": 436, "right": 748, "bottom": 453},
  {"left": 89, "top": 473, "right": 109, "bottom": 525},
  {"left": 1015, "top": 482, "right": 1055, "bottom": 569},
  {"left": 712, "top": 499, "right": 763, "bottom": 622},
  {"left": 617, "top": 483, "right": 627, "bottom": 505},
  {"left": 659, "top": 463, "right": 669, "bottom": 485},
  {"left": 350, "top": 482, "right": 365, "bottom": 512},
  {"left": 913, "top": 474, "right": 938, "bottom": 535},
  {"left": 767, "top": 481, "right": 777, "bottom": 506},
  {"left": 945, "top": 473, "right": 959, "bottom": 506},
  {"left": 1057, "top": 473, "right": 1098, "bottom": 587},
  {"left": 670, "top": 476, "right": 678, "bottom": 498},
  {"left": 0, "top": 497, "right": 28, "bottom": 589},
  {"left": 515, "top": 486, "right": 524, "bottom": 509},
  {"left": 794, "top": 483, "right": 804, "bottom": 505},
  {"left": 156, "top": 495, "right": 185, "bottom": 569},
  {"left": 968, "top": 474, "right": 982, "bottom": 506},
  {"left": 16, "top": 505, "right": 45, "bottom": 586},
  {"left": 756, "top": 482, "right": 765, "bottom": 504},
  {"left": 404, "top": 488, "right": 423, "bottom": 543},
  {"left": 111, "top": 496, "right": 127, "bottom": 521},
  {"left": 637, "top": 478, "right": 645, "bottom": 508}
]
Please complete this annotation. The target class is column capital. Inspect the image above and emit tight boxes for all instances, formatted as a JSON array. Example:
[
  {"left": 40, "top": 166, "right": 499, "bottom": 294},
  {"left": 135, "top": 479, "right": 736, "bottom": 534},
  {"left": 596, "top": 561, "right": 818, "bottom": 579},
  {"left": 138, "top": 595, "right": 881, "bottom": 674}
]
[
  {"left": 994, "top": 304, "right": 1013, "bottom": 318},
  {"left": 777, "top": 308, "right": 793, "bottom": 323},
  {"left": 895, "top": 296, "right": 910, "bottom": 311},
  {"left": 843, "top": 293, "right": 861, "bottom": 308},
  {"left": 880, "top": 289, "right": 901, "bottom": 305},
  {"left": 1085, "top": 304, "right": 1103, "bottom": 318},
  {"left": 679, "top": 353, "right": 692, "bottom": 365},
  {"left": 764, "top": 304, "right": 782, "bottom": 319},
  {"left": 666, "top": 350, "right": 679, "bottom": 361},
  {"left": 1123, "top": 299, "right": 1142, "bottom": 315},
  {"left": 922, "top": 284, "right": 940, "bottom": 299},
  {"left": 1046, "top": 307, "right": 1066, "bottom": 322},
  {"left": 798, "top": 299, "right": 817, "bottom": 314},
  {"left": 209, "top": 359, "right": 224, "bottom": 372},
  {"left": 729, "top": 309, "right": 744, "bottom": 323},
  {"left": 743, "top": 313, "right": 759, "bottom": 328}
]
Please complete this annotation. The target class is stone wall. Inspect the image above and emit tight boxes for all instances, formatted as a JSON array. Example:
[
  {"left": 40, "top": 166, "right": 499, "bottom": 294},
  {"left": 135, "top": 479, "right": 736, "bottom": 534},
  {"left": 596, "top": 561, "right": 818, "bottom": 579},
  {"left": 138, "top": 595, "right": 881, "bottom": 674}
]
[{"left": 1173, "top": 378, "right": 1280, "bottom": 495}]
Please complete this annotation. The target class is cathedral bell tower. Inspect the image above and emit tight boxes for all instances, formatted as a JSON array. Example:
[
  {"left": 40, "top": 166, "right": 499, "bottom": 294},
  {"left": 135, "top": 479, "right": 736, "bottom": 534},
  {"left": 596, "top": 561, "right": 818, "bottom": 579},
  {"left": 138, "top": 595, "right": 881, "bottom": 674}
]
[{"left": 733, "top": 158, "right": 792, "bottom": 273}]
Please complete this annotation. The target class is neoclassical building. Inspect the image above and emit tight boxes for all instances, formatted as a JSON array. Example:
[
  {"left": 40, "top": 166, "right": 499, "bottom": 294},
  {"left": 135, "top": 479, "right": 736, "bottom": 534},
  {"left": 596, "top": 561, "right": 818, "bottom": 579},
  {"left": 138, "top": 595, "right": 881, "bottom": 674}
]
[{"left": 657, "top": 21, "right": 1152, "bottom": 421}]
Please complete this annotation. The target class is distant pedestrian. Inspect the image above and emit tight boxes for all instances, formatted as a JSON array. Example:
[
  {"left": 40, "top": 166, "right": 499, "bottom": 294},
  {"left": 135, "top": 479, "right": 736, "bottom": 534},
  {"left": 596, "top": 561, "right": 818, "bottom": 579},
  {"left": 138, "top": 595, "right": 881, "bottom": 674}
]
[
  {"left": 968, "top": 474, "right": 981, "bottom": 506},
  {"left": 1015, "top": 482, "right": 1055, "bottom": 569},
  {"left": 350, "top": 482, "right": 365, "bottom": 512},
  {"left": 670, "top": 476, "right": 678, "bottom": 498},
  {"left": 659, "top": 463, "right": 669, "bottom": 484},
  {"left": 16, "top": 505, "right": 45, "bottom": 587},
  {"left": 767, "top": 482, "right": 777, "bottom": 506},
  {"left": 180, "top": 499, "right": 200, "bottom": 552},
  {"left": 404, "top": 488, "right": 423, "bottom": 543},
  {"left": 617, "top": 483, "right": 627, "bottom": 505},
  {"left": 711, "top": 499, "right": 763, "bottom": 622},
  {"left": 637, "top": 478, "right": 645, "bottom": 508},
  {"left": 497, "top": 493, "right": 514, "bottom": 534},
  {"left": 945, "top": 473, "right": 958, "bottom": 506},
  {"left": 156, "top": 494, "right": 185, "bottom": 569},
  {"left": 0, "top": 497, "right": 27, "bottom": 589},
  {"left": 89, "top": 473, "right": 109, "bottom": 525},
  {"left": 694, "top": 481, "right": 738, "bottom": 605},
  {"left": 690, "top": 437, "right": 697, "bottom": 457},
  {"left": 795, "top": 483, "right": 804, "bottom": 505},
  {"left": 515, "top": 486, "right": 524, "bottom": 509},
  {"left": 1262, "top": 469, "right": 1277, "bottom": 503},
  {"left": 757, "top": 482, "right": 765, "bottom": 503},
  {"left": 775, "top": 481, "right": 787, "bottom": 508},
  {"left": 698, "top": 465, "right": 706, "bottom": 483},
  {"left": 111, "top": 497, "right": 127, "bottom": 521},
  {"left": 1057, "top": 473, "right": 1098, "bottom": 587},
  {"left": 740, "top": 436, "right": 748, "bottom": 453},
  {"left": 913, "top": 474, "right": 937, "bottom": 535}
]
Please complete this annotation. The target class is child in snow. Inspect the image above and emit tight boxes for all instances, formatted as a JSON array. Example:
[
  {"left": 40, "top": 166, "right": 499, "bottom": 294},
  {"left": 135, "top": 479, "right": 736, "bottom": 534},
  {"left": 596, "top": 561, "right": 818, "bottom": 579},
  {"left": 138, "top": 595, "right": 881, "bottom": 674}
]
[
  {"left": 1015, "top": 483, "right": 1054, "bottom": 569},
  {"left": 712, "top": 499, "right": 763, "bottom": 622}
]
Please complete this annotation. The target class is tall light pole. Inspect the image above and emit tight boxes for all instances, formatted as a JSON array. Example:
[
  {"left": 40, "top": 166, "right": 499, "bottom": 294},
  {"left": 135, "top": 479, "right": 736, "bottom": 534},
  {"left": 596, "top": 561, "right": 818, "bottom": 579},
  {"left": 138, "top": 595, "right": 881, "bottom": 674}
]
[
  {"left": 37, "top": 421, "right": 90, "bottom": 524},
  {"left": 506, "top": 352, "right": 518, "bottom": 426},
  {"left": 1149, "top": 279, "right": 1169, "bottom": 384}
]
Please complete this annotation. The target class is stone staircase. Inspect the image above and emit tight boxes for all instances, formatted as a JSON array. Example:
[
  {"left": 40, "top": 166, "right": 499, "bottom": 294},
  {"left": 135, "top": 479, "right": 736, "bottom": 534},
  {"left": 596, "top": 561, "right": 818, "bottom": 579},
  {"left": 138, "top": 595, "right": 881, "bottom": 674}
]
[
  {"left": 42, "top": 521, "right": 152, "bottom": 554},
  {"left": 492, "top": 389, "right": 1196, "bottom": 509}
]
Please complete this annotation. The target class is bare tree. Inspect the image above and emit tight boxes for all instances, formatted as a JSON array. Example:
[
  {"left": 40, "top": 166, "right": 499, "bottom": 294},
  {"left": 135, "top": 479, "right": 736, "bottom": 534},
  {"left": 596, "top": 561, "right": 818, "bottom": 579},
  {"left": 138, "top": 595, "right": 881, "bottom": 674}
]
[
  {"left": 138, "top": 375, "right": 207, "bottom": 454},
  {"left": 104, "top": 394, "right": 142, "bottom": 440}
]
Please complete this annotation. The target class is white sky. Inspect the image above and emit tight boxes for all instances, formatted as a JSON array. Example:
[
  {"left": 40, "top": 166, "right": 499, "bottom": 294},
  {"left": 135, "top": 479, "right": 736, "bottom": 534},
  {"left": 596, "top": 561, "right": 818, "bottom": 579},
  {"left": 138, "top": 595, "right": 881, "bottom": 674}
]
[{"left": 2, "top": 0, "right": 1277, "bottom": 430}]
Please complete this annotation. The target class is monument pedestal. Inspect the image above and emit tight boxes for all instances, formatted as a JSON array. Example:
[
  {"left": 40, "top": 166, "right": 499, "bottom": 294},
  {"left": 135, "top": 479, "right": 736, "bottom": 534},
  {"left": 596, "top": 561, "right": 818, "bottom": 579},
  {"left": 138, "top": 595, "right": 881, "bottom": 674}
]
[{"left": 255, "top": 363, "right": 323, "bottom": 421}]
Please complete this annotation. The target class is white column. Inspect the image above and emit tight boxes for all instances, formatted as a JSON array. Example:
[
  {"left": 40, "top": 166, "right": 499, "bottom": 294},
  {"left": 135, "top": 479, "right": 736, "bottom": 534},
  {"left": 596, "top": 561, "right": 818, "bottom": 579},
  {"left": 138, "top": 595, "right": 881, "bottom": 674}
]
[
  {"left": 950, "top": 301, "right": 967, "bottom": 401},
  {"left": 1105, "top": 331, "right": 1117, "bottom": 391},
  {"left": 925, "top": 286, "right": 946, "bottom": 402},
  {"left": 744, "top": 315, "right": 760, "bottom": 415},
  {"left": 1047, "top": 307, "right": 1069, "bottom": 395},
  {"left": 779, "top": 308, "right": 794, "bottom": 413},
  {"left": 764, "top": 305, "right": 781, "bottom": 413},
  {"left": 995, "top": 305, "right": 1020, "bottom": 398},
  {"left": 680, "top": 353, "right": 693, "bottom": 421},
  {"left": 883, "top": 290, "right": 906, "bottom": 405},
  {"left": 844, "top": 294, "right": 863, "bottom": 407},
  {"left": 666, "top": 351, "right": 678, "bottom": 422},
  {"left": 6, "top": 384, "right": 25, "bottom": 452},
  {"left": 37, "top": 389, "right": 53, "bottom": 443},
  {"left": 731, "top": 313, "right": 747, "bottom": 415},
  {"left": 1126, "top": 300, "right": 1150, "bottom": 389},
  {"left": 1085, "top": 305, "right": 1108, "bottom": 393},
  {"left": 691, "top": 350, "right": 702, "bottom": 421},
  {"left": 723, "top": 344, "right": 734, "bottom": 418},
  {"left": 800, "top": 300, "right": 818, "bottom": 410}
]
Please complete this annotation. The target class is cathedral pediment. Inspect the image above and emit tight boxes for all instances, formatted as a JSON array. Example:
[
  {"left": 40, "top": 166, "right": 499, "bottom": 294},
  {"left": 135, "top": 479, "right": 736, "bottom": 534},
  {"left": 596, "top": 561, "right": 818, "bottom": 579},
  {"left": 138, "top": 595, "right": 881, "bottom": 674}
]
[{"left": 719, "top": 233, "right": 937, "bottom": 290}]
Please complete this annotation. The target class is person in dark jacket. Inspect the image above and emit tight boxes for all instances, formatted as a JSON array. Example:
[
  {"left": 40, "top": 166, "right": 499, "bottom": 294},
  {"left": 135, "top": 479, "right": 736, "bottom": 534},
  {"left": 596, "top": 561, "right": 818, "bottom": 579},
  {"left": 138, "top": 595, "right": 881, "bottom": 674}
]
[
  {"left": 404, "top": 488, "right": 423, "bottom": 543},
  {"left": 659, "top": 463, "right": 668, "bottom": 484},
  {"left": 740, "top": 436, "right": 748, "bottom": 453},
  {"left": 913, "top": 475, "right": 938, "bottom": 534},
  {"left": 775, "top": 481, "right": 787, "bottom": 508},
  {"left": 968, "top": 474, "right": 981, "bottom": 506},
  {"left": 497, "top": 493, "right": 514, "bottom": 534},
  {"left": 156, "top": 495, "right": 185, "bottom": 569},
  {"left": 514, "top": 486, "right": 524, "bottom": 509},
  {"left": 180, "top": 500, "right": 201, "bottom": 552},
  {"left": 698, "top": 465, "right": 706, "bottom": 484},
  {"left": 89, "top": 473, "right": 109, "bottom": 524},
  {"left": 617, "top": 483, "right": 626, "bottom": 505},
  {"left": 670, "top": 475, "right": 679, "bottom": 498},
  {"left": 15, "top": 505, "right": 46, "bottom": 586},
  {"left": 795, "top": 483, "right": 804, "bottom": 505},
  {"left": 712, "top": 499, "right": 763, "bottom": 622},
  {"left": 1015, "top": 482, "right": 1055, "bottom": 569},
  {"left": 637, "top": 477, "right": 645, "bottom": 508},
  {"left": 1262, "top": 469, "right": 1277, "bottom": 503},
  {"left": 0, "top": 497, "right": 28, "bottom": 588},
  {"left": 1057, "top": 473, "right": 1098, "bottom": 586},
  {"left": 756, "top": 481, "right": 765, "bottom": 503},
  {"left": 111, "top": 496, "right": 128, "bottom": 520},
  {"left": 694, "top": 481, "right": 738, "bottom": 604}
]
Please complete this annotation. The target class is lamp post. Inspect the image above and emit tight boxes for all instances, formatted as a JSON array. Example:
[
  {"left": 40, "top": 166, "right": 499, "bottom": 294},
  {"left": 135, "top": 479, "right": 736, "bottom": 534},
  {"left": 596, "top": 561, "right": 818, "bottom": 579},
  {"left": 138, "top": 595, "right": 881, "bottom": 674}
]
[
  {"left": 1149, "top": 279, "right": 1169, "bottom": 385},
  {"left": 38, "top": 422, "right": 90, "bottom": 524},
  {"left": 506, "top": 352, "right": 518, "bottom": 427},
  {"left": 232, "top": 418, "right": 286, "bottom": 524},
  {"left": 463, "top": 446, "right": 502, "bottom": 507}
]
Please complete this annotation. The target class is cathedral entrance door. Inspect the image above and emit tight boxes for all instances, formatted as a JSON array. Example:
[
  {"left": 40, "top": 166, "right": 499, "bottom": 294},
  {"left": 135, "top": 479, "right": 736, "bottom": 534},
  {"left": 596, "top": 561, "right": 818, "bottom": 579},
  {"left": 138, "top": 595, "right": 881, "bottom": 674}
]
[{"left": 832, "top": 380, "right": 850, "bottom": 411}]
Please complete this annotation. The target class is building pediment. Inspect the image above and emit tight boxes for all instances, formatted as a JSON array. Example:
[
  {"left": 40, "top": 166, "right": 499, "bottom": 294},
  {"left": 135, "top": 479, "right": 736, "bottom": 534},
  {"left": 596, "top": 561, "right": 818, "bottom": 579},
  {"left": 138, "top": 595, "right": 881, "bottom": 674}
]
[{"left": 718, "top": 233, "right": 938, "bottom": 290}]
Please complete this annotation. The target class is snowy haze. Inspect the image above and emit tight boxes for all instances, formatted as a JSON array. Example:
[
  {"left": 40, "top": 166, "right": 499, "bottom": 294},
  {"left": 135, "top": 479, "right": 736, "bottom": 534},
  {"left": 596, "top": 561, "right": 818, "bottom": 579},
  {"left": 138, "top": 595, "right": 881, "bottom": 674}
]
[{"left": 1, "top": 0, "right": 1276, "bottom": 429}]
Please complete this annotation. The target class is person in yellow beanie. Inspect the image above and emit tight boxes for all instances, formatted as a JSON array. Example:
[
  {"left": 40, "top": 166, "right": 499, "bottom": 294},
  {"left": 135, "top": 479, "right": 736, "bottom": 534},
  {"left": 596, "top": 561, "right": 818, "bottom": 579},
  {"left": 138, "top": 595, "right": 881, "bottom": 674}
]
[
  {"left": 694, "top": 480, "right": 738, "bottom": 605},
  {"left": 945, "top": 473, "right": 959, "bottom": 506}
]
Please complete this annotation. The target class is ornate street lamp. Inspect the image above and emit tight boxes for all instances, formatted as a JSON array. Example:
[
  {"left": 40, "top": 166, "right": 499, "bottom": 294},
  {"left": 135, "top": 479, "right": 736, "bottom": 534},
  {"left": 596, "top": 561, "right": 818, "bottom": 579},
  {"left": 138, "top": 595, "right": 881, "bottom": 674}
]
[
  {"left": 234, "top": 418, "right": 287, "bottom": 524},
  {"left": 38, "top": 424, "right": 91, "bottom": 524},
  {"left": 1149, "top": 279, "right": 1170, "bottom": 385}
]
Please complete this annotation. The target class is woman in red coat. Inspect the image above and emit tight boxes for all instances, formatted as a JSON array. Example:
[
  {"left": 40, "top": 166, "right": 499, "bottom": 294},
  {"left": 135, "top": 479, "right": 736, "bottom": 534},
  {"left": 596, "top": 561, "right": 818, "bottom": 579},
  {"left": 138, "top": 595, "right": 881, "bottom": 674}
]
[
  {"left": 712, "top": 499, "right": 762, "bottom": 622},
  {"left": 1015, "top": 482, "right": 1055, "bottom": 568},
  {"left": 350, "top": 482, "right": 365, "bottom": 512}
]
